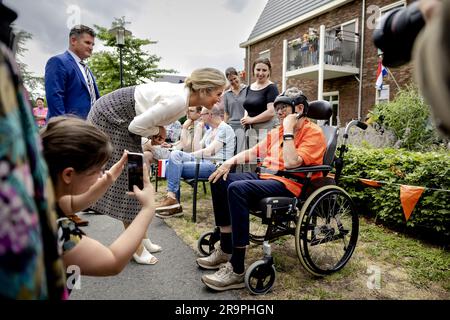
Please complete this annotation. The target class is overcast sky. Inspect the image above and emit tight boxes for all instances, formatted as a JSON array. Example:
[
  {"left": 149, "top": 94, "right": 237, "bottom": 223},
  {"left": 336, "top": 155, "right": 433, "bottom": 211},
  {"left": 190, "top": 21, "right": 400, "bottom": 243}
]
[{"left": 5, "top": 0, "right": 267, "bottom": 78}]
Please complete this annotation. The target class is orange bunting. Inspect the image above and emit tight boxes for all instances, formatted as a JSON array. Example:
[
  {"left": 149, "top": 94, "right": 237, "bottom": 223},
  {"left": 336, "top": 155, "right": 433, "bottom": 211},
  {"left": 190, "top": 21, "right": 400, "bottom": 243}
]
[
  {"left": 360, "top": 178, "right": 382, "bottom": 187},
  {"left": 400, "top": 185, "right": 425, "bottom": 221}
]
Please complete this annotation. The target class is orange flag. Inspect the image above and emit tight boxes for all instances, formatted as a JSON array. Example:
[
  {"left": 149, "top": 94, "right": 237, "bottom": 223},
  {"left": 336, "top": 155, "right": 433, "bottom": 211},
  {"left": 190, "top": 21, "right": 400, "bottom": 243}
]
[
  {"left": 400, "top": 185, "right": 425, "bottom": 221},
  {"left": 360, "top": 178, "right": 382, "bottom": 187}
]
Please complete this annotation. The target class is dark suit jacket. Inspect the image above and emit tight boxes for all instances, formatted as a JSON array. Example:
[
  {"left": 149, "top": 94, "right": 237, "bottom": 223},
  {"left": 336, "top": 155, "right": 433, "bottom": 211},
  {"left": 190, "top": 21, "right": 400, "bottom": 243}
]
[{"left": 45, "top": 51, "right": 100, "bottom": 120}]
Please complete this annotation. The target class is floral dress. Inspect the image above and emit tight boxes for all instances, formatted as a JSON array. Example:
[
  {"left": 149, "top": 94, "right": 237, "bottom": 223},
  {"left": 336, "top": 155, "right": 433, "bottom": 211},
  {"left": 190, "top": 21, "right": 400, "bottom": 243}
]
[
  {"left": 56, "top": 206, "right": 84, "bottom": 295},
  {"left": 0, "top": 43, "right": 67, "bottom": 300}
]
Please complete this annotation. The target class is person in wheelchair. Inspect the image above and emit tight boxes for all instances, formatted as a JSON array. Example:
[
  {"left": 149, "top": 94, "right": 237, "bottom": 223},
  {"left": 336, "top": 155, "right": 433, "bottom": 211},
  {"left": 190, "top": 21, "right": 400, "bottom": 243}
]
[{"left": 198, "top": 87, "right": 327, "bottom": 291}]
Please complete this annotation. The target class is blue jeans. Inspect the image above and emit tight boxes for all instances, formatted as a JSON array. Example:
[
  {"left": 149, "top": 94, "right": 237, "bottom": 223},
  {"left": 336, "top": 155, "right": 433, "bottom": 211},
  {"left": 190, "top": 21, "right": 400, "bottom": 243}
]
[{"left": 166, "top": 150, "right": 217, "bottom": 195}]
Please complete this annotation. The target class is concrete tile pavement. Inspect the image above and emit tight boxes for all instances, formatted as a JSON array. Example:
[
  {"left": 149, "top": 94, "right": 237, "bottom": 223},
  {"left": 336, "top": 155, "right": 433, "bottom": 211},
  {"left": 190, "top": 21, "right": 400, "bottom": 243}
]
[{"left": 69, "top": 213, "right": 240, "bottom": 300}]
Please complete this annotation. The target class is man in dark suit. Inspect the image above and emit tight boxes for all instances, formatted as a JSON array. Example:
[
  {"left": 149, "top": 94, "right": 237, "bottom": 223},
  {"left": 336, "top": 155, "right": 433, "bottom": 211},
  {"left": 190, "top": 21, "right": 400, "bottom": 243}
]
[
  {"left": 45, "top": 25, "right": 100, "bottom": 226},
  {"left": 45, "top": 25, "right": 100, "bottom": 120}
]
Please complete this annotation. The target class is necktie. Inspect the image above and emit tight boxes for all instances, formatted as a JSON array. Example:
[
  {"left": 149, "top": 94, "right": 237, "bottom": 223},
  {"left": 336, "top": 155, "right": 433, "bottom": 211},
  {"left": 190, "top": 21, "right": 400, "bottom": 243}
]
[{"left": 79, "top": 60, "right": 97, "bottom": 107}]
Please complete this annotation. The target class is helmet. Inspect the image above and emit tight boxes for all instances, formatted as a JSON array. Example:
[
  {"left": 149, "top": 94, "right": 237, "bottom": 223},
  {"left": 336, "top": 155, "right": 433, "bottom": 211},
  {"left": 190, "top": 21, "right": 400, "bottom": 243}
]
[{"left": 273, "top": 91, "right": 309, "bottom": 116}]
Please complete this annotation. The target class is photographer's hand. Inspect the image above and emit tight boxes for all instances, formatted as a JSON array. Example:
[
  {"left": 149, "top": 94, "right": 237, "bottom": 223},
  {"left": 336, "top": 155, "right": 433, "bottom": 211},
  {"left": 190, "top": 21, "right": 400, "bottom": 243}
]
[
  {"left": 105, "top": 150, "right": 128, "bottom": 182},
  {"left": 419, "top": 0, "right": 441, "bottom": 21}
]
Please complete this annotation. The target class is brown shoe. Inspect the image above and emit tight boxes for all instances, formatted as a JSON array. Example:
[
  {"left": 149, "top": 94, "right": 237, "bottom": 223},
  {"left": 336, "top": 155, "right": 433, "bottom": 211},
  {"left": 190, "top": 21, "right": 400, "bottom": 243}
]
[
  {"left": 69, "top": 214, "right": 89, "bottom": 227},
  {"left": 155, "top": 196, "right": 181, "bottom": 212},
  {"left": 155, "top": 205, "right": 183, "bottom": 219}
]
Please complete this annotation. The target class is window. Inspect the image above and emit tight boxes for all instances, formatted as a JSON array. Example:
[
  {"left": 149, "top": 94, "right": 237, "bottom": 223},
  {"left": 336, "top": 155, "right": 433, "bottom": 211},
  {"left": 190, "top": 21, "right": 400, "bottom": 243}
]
[
  {"left": 375, "top": 85, "right": 390, "bottom": 104},
  {"left": 380, "top": 0, "right": 406, "bottom": 16},
  {"left": 323, "top": 92, "right": 339, "bottom": 126},
  {"left": 326, "top": 19, "right": 359, "bottom": 66},
  {"left": 259, "top": 49, "right": 270, "bottom": 60}
]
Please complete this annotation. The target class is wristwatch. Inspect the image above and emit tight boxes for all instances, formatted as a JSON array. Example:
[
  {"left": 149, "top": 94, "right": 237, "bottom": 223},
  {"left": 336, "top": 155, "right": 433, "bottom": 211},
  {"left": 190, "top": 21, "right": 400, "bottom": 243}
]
[{"left": 283, "top": 133, "right": 294, "bottom": 141}]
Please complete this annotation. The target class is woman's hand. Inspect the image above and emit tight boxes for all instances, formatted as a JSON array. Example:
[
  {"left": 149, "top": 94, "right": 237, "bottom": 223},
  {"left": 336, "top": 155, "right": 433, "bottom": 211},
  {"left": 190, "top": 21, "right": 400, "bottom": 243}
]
[
  {"left": 160, "top": 142, "right": 172, "bottom": 149},
  {"left": 240, "top": 116, "right": 253, "bottom": 126},
  {"left": 127, "top": 162, "right": 155, "bottom": 209},
  {"left": 208, "top": 162, "right": 233, "bottom": 183},
  {"left": 105, "top": 150, "right": 128, "bottom": 182}
]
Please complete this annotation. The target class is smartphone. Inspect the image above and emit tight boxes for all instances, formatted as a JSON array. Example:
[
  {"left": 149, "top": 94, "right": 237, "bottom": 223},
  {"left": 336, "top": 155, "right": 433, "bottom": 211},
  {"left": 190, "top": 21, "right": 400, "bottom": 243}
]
[{"left": 127, "top": 152, "right": 144, "bottom": 191}]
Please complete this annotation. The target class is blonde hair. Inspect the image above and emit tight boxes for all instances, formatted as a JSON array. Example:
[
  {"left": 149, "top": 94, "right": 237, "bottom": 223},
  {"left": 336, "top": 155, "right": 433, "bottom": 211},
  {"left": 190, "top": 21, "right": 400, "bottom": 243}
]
[{"left": 184, "top": 68, "right": 226, "bottom": 93}]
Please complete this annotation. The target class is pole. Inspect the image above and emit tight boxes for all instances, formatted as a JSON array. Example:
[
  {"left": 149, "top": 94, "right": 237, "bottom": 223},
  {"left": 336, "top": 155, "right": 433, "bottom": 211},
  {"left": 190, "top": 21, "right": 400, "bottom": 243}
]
[
  {"left": 386, "top": 67, "right": 401, "bottom": 90},
  {"left": 119, "top": 45, "right": 123, "bottom": 88},
  {"left": 358, "top": 0, "right": 366, "bottom": 120}
]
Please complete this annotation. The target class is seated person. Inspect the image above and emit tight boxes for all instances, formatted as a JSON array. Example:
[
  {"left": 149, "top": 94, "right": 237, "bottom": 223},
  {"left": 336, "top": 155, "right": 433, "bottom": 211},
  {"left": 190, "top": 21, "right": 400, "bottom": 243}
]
[
  {"left": 197, "top": 87, "right": 327, "bottom": 291},
  {"left": 165, "top": 120, "right": 182, "bottom": 145},
  {"left": 143, "top": 106, "right": 203, "bottom": 163},
  {"left": 155, "top": 105, "right": 236, "bottom": 218}
]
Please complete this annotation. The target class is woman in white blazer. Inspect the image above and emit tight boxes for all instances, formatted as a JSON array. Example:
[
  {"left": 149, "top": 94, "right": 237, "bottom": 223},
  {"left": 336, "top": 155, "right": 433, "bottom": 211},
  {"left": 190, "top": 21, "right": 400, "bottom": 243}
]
[{"left": 87, "top": 68, "right": 226, "bottom": 265}]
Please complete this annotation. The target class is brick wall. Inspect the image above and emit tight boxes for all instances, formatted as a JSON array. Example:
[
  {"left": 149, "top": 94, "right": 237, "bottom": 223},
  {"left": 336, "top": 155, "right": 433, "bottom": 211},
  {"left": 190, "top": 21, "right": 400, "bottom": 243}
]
[{"left": 244, "top": 0, "right": 414, "bottom": 124}]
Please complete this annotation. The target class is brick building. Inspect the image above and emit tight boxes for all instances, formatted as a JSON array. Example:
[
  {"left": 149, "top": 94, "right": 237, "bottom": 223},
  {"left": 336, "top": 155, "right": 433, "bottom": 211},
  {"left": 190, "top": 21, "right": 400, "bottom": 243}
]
[{"left": 240, "top": 0, "right": 414, "bottom": 126}]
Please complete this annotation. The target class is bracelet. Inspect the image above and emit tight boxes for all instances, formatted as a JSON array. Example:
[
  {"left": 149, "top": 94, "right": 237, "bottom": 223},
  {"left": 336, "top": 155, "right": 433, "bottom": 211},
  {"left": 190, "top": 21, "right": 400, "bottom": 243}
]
[{"left": 283, "top": 134, "right": 294, "bottom": 141}]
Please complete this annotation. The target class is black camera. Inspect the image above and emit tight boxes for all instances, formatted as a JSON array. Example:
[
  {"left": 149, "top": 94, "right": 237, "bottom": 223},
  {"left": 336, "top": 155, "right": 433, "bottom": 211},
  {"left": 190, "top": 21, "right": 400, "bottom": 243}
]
[
  {"left": 0, "top": 3, "right": 18, "bottom": 51},
  {"left": 373, "top": 1, "right": 425, "bottom": 67}
]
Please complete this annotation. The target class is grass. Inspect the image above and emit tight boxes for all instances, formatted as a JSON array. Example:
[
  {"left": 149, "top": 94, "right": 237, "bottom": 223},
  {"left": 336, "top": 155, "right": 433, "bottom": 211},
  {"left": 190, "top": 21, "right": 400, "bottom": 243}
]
[{"left": 155, "top": 179, "right": 450, "bottom": 300}]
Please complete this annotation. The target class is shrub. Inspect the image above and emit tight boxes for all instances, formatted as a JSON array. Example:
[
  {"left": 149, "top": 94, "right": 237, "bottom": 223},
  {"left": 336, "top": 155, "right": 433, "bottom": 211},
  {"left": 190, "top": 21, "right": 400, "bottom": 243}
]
[
  {"left": 368, "top": 85, "right": 445, "bottom": 151},
  {"left": 339, "top": 146, "right": 450, "bottom": 244}
]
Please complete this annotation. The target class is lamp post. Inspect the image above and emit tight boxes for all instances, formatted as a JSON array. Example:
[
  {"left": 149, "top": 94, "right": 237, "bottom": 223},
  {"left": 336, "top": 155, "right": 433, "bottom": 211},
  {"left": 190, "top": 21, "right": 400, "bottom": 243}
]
[{"left": 109, "top": 26, "right": 132, "bottom": 88}]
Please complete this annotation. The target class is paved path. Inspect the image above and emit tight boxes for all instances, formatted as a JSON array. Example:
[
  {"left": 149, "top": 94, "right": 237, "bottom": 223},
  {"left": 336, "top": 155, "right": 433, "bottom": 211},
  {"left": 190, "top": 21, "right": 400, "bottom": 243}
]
[{"left": 69, "top": 213, "right": 239, "bottom": 300}]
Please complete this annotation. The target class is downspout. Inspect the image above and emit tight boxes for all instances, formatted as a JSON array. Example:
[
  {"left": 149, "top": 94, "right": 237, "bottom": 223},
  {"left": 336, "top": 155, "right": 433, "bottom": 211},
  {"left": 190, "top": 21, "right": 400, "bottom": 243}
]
[
  {"left": 247, "top": 45, "right": 251, "bottom": 85},
  {"left": 282, "top": 39, "right": 288, "bottom": 92},
  {"left": 318, "top": 25, "right": 325, "bottom": 101},
  {"left": 358, "top": 0, "right": 366, "bottom": 120}
]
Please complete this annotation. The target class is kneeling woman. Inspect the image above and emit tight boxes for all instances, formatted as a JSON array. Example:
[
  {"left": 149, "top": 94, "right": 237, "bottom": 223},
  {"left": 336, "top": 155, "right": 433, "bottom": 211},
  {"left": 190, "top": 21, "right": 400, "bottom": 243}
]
[
  {"left": 87, "top": 68, "right": 226, "bottom": 264},
  {"left": 41, "top": 117, "right": 156, "bottom": 288}
]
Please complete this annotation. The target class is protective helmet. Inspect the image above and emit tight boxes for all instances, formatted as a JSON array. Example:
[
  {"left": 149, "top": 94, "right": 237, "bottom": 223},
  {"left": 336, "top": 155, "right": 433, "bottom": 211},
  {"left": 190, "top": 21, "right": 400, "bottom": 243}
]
[{"left": 273, "top": 90, "right": 309, "bottom": 116}]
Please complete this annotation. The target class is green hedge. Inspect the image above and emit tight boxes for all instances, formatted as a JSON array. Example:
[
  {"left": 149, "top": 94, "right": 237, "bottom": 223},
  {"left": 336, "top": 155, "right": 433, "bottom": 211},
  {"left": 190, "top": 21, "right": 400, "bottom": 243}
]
[{"left": 338, "top": 147, "right": 450, "bottom": 244}]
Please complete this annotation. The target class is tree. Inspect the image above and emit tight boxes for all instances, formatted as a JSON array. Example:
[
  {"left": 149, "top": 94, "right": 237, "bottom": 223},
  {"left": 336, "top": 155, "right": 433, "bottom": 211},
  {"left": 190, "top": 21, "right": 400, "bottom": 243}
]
[
  {"left": 13, "top": 29, "right": 44, "bottom": 101},
  {"left": 368, "top": 85, "right": 447, "bottom": 151},
  {"left": 89, "top": 17, "right": 176, "bottom": 95}
]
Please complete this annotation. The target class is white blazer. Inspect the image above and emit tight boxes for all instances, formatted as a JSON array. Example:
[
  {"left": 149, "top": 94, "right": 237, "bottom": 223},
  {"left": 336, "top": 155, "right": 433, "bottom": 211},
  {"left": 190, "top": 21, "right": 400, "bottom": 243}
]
[{"left": 129, "top": 82, "right": 189, "bottom": 137}]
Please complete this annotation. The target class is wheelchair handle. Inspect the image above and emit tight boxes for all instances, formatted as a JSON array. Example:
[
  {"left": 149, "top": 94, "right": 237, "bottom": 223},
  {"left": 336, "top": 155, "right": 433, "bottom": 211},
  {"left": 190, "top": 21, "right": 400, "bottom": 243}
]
[
  {"left": 343, "top": 120, "right": 367, "bottom": 142},
  {"left": 335, "top": 120, "right": 367, "bottom": 184}
]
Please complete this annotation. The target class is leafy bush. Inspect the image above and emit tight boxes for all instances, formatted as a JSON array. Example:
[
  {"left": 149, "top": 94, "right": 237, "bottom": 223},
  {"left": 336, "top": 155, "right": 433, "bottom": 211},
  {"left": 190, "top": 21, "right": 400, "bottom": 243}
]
[
  {"left": 368, "top": 85, "right": 445, "bottom": 151},
  {"left": 339, "top": 146, "right": 450, "bottom": 244}
]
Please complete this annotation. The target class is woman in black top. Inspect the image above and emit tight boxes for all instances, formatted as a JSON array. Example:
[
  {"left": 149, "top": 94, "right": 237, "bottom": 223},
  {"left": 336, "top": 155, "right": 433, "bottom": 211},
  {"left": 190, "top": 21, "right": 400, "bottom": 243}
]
[{"left": 241, "top": 57, "right": 279, "bottom": 159}]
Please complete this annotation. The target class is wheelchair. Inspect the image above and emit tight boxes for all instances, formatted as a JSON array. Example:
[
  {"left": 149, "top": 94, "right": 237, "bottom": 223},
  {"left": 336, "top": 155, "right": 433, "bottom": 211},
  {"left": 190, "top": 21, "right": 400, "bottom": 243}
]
[{"left": 197, "top": 100, "right": 367, "bottom": 295}]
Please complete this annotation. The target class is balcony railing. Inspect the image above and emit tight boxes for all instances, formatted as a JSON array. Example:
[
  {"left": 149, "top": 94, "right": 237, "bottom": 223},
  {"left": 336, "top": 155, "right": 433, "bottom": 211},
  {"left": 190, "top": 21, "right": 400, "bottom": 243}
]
[{"left": 287, "top": 31, "right": 360, "bottom": 72}]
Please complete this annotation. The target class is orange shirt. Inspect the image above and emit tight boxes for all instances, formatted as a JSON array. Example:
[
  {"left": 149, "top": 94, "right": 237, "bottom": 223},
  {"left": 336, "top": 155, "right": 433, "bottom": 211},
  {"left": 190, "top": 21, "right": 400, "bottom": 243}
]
[{"left": 257, "top": 119, "right": 327, "bottom": 197}]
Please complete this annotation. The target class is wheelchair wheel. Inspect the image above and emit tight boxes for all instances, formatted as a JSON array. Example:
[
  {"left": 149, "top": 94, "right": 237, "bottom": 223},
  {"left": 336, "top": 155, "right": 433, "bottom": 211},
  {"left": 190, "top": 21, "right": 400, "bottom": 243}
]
[
  {"left": 249, "top": 215, "right": 267, "bottom": 245},
  {"left": 197, "top": 229, "right": 220, "bottom": 257},
  {"left": 245, "top": 260, "right": 276, "bottom": 295},
  {"left": 295, "top": 185, "right": 359, "bottom": 276}
]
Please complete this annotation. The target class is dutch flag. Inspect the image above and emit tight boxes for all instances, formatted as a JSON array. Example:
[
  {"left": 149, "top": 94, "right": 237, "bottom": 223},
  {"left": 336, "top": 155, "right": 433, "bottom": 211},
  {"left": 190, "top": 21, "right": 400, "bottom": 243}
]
[
  {"left": 157, "top": 159, "right": 169, "bottom": 178},
  {"left": 376, "top": 59, "right": 388, "bottom": 90}
]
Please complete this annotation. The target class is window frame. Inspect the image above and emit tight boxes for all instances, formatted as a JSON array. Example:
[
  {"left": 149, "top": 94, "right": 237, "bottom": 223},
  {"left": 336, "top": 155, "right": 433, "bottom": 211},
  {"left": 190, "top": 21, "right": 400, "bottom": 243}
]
[
  {"left": 375, "top": 84, "right": 390, "bottom": 104},
  {"left": 259, "top": 49, "right": 271, "bottom": 60},
  {"left": 323, "top": 91, "right": 340, "bottom": 126}
]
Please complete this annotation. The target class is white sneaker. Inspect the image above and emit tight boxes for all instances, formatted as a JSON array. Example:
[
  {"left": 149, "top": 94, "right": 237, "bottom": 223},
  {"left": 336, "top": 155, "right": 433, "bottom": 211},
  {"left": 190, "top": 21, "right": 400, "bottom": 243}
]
[
  {"left": 201, "top": 262, "right": 245, "bottom": 291},
  {"left": 196, "top": 247, "right": 231, "bottom": 270}
]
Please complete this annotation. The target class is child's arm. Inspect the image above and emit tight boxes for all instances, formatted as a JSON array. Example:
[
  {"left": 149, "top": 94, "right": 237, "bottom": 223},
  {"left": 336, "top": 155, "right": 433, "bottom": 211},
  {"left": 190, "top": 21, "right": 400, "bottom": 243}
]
[
  {"left": 62, "top": 163, "right": 156, "bottom": 276},
  {"left": 58, "top": 151, "right": 128, "bottom": 215}
]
